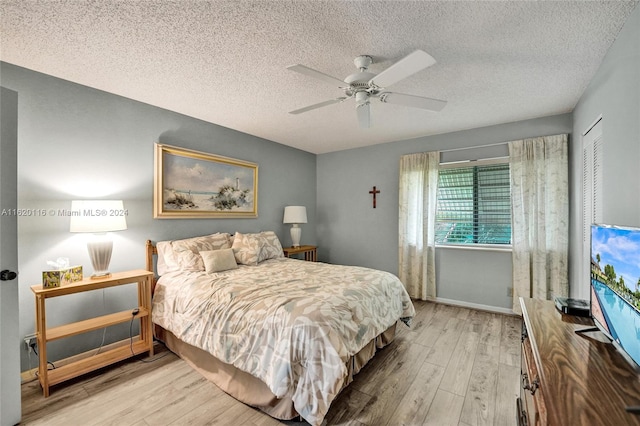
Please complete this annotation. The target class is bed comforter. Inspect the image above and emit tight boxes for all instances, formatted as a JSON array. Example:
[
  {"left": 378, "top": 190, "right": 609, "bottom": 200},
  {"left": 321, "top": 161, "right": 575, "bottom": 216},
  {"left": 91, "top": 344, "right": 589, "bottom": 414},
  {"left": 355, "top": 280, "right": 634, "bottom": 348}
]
[{"left": 152, "top": 257, "right": 415, "bottom": 425}]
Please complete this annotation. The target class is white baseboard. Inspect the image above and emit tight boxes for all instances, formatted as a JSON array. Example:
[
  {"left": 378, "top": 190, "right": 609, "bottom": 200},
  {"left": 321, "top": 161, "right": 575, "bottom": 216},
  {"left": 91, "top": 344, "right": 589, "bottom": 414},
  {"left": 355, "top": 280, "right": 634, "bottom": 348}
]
[{"left": 431, "top": 297, "right": 516, "bottom": 316}]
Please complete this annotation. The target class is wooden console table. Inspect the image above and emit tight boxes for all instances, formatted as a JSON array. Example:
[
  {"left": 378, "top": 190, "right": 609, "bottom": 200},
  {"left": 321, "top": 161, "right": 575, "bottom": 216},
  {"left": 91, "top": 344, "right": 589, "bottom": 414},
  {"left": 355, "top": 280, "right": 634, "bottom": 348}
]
[
  {"left": 519, "top": 297, "right": 640, "bottom": 425},
  {"left": 31, "top": 269, "right": 154, "bottom": 397}
]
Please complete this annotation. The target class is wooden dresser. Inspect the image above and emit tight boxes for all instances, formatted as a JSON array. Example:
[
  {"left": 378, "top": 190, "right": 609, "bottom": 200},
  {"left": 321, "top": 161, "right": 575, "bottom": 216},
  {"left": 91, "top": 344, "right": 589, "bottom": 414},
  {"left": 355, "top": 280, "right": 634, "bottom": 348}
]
[{"left": 519, "top": 297, "right": 640, "bottom": 426}]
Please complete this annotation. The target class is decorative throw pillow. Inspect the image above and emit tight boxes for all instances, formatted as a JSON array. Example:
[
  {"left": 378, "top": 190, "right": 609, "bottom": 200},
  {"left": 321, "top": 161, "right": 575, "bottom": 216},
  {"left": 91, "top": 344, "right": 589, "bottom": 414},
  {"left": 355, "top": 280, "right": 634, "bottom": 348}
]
[
  {"left": 157, "top": 233, "right": 231, "bottom": 273},
  {"left": 200, "top": 249, "right": 238, "bottom": 273},
  {"left": 232, "top": 231, "right": 284, "bottom": 265},
  {"left": 258, "top": 231, "right": 284, "bottom": 262},
  {"left": 231, "top": 232, "right": 262, "bottom": 266}
]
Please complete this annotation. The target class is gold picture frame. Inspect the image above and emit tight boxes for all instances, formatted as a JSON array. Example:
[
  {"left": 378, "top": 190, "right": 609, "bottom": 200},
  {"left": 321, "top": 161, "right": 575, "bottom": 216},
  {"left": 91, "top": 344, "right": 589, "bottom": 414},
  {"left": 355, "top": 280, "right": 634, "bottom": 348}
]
[{"left": 154, "top": 143, "right": 258, "bottom": 219}]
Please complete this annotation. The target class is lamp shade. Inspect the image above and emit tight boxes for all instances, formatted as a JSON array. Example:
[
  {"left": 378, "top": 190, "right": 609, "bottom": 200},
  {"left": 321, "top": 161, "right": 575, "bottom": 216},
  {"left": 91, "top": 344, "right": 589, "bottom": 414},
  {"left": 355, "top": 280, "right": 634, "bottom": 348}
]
[
  {"left": 283, "top": 206, "right": 307, "bottom": 224},
  {"left": 69, "top": 200, "right": 127, "bottom": 233}
]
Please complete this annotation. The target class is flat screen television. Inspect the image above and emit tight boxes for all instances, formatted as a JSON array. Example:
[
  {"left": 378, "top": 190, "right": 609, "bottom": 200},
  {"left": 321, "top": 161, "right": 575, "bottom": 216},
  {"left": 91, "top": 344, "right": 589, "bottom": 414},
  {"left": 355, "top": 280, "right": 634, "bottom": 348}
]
[{"left": 590, "top": 223, "right": 640, "bottom": 369}]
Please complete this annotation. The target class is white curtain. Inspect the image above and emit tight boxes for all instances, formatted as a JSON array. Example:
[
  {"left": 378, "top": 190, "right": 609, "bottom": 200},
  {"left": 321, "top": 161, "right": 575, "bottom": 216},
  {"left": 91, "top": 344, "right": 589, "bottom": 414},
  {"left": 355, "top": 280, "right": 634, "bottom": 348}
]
[
  {"left": 509, "top": 134, "right": 569, "bottom": 313},
  {"left": 398, "top": 151, "right": 439, "bottom": 300}
]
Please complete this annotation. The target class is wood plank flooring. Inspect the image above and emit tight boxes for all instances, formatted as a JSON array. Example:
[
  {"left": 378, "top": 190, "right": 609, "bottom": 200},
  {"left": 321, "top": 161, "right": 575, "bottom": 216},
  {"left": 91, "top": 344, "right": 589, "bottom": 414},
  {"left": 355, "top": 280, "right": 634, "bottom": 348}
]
[{"left": 20, "top": 301, "right": 522, "bottom": 425}]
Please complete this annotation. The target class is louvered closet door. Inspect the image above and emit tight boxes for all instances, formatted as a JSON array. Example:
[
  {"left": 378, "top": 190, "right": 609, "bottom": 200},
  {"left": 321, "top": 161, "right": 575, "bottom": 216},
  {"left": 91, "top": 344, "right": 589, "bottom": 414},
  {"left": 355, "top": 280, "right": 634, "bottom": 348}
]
[{"left": 582, "top": 118, "right": 603, "bottom": 300}]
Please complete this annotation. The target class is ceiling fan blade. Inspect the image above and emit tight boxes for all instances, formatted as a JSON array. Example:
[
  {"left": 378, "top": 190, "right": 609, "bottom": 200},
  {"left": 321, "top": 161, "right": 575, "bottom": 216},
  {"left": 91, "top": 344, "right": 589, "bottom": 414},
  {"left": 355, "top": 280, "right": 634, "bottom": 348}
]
[
  {"left": 289, "top": 98, "right": 346, "bottom": 115},
  {"left": 356, "top": 102, "right": 371, "bottom": 128},
  {"left": 379, "top": 92, "right": 447, "bottom": 112},
  {"left": 287, "top": 64, "right": 346, "bottom": 87},
  {"left": 369, "top": 50, "right": 436, "bottom": 88}
]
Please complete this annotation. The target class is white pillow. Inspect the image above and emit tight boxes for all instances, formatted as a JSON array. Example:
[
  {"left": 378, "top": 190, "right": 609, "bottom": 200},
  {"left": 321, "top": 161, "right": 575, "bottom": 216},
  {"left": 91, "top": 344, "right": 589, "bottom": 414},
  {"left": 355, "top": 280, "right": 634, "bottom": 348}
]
[{"left": 200, "top": 248, "right": 238, "bottom": 273}]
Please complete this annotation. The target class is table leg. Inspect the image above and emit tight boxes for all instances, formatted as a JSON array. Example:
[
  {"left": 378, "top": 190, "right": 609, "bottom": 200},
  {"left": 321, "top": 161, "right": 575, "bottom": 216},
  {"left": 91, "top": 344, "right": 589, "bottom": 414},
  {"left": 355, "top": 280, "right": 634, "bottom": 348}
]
[{"left": 35, "top": 294, "right": 49, "bottom": 397}]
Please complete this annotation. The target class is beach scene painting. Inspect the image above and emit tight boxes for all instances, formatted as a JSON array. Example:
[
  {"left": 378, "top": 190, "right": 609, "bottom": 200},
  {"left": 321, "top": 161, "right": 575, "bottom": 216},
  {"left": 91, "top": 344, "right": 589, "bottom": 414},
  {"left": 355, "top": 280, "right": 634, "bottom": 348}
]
[{"left": 154, "top": 144, "right": 258, "bottom": 218}]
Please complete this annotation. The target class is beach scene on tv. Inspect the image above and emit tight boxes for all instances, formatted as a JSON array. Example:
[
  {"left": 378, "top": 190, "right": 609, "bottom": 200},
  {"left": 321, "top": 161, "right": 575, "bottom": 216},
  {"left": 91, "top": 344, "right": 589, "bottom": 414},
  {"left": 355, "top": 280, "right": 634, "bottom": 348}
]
[
  {"left": 163, "top": 153, "right": 255, "bottom": 212},
  {"left": 591, "top": 224, "right": 640, "bottom": 366}
]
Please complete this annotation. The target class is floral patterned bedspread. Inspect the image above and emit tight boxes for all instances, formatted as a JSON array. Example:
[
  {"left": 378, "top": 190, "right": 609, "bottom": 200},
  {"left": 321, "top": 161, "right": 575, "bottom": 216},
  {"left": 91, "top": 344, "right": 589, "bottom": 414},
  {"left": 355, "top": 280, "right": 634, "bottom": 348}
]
[{"left": 152, "top": 257, "right": 415, "bottom": 426}]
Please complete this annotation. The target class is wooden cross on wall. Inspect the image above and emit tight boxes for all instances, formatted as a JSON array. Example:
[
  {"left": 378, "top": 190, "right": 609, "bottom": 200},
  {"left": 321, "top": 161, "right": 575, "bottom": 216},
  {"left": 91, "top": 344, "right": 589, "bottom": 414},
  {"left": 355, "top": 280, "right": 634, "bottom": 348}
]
[{"left": 369, "top": 186, "right": 380, "bottom": 208}]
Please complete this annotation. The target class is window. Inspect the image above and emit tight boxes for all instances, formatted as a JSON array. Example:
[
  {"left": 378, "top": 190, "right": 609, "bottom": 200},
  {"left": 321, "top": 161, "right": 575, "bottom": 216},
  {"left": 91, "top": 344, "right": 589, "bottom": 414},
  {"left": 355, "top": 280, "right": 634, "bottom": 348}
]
[{"left": 435, "top": 162, "right": 511, "bottom": 245}]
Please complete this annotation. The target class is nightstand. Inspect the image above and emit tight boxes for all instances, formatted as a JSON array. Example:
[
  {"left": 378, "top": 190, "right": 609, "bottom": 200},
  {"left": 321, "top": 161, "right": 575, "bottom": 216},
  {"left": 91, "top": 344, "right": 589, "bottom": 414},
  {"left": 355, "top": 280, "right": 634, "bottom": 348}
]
[
  {"left": 283, "top": 245, "right": 317, "bottom": 262},
  {"left": 30, "top": 269, "right": 154, "bottom": 397}
]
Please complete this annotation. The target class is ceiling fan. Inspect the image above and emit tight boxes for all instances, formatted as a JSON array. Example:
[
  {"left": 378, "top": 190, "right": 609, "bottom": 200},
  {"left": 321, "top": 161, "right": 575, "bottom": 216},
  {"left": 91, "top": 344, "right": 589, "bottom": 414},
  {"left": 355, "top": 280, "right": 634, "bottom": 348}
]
[{"left": 287, "top": 49, "right": 447, "bottom": 128}]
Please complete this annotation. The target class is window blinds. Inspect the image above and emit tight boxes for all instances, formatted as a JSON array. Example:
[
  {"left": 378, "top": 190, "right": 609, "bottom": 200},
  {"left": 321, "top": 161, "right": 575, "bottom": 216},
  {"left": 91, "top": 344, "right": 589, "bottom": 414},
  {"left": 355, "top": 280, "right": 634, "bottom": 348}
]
[{"left": 435, "top": 163, "right": 511, "bottom": 245}]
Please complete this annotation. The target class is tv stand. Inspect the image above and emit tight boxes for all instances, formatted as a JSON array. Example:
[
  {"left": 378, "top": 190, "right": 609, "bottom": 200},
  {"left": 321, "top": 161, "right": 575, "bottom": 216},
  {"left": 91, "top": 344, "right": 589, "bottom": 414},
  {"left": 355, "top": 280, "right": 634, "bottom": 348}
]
[{"left": 518, "top": 298, "right": 640, "bottom": 425}]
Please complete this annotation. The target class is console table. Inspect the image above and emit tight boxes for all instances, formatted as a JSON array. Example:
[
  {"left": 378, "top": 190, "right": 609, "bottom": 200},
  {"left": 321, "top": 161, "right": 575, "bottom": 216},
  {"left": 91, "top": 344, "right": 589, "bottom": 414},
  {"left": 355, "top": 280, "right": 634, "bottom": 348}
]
[
  {"left": 519, "top": 297, "right": 640, "bottom": 425},
  {"left": 31, "top": 269, "right": 154, "bottom": 397}
]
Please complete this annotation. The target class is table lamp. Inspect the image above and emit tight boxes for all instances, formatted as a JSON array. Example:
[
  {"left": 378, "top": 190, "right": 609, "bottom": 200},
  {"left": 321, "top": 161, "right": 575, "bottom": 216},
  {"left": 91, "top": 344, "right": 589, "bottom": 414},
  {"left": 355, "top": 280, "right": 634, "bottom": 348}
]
[
  {"left": 283, "top": 206, "right": 307, "bottom": 248},
  {"left": 69, "top": 200, "right": 127, "bottom": 278}
]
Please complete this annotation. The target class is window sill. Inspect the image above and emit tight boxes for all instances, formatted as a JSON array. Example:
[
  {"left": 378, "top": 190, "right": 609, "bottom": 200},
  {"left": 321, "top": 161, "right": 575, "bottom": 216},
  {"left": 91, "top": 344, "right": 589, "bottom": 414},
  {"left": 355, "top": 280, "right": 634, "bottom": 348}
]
[{"left": 436, "top": 244, "right": 512, "bottom": 253}]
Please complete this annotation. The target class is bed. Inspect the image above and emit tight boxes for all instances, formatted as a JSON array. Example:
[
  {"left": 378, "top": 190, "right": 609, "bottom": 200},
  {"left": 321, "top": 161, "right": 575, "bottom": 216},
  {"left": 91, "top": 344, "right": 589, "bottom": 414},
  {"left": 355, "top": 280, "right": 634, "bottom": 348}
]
[{"left": 146, "top": 231, "right": 415, "bottom": 426}]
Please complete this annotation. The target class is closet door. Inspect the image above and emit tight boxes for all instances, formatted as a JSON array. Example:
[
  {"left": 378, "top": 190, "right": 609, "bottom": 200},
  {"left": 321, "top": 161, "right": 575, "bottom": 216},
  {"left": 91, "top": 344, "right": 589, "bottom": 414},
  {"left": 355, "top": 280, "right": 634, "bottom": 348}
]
[{"left": 582, "top": 117, "right": 603, "bottom": 300}]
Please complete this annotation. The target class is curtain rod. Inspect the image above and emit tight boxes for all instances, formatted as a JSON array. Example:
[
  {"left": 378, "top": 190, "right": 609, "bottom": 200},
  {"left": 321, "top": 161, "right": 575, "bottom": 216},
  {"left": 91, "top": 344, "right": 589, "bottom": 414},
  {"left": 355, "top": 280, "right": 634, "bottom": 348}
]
[
  {"left": 438, "top": 131, "right": 567, "bottom": 153},
  {"left": 438, "top": 140, "right": 508, "bottom": 153},
  {"left": 407, "top": 133, "right": 567, "bottom": 156}
]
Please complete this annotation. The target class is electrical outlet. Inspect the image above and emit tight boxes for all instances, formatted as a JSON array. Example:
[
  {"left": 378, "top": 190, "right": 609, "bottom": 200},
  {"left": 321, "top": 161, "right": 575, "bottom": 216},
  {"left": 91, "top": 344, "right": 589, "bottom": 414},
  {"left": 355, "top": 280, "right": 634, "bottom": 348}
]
[{"left": 24, "top": 334, "right": 36, "bottom": 351}]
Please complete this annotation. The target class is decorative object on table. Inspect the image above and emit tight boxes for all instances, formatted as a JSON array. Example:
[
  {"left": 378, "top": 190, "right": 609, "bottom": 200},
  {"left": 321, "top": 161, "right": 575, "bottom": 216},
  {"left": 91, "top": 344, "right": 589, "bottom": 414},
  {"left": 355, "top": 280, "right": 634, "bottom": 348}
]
[
  {"left": 283, "top": 205, "right": 307, "bottom": 248},
  {"left": 154, "top": 143, "right": 258, "bottom": 219},
  {"left": 369, "top": 186, "right": 380, "bottom": 208},
  {"left": 42, "top": 258, "right": 82, "bottom": 288},
  {"left": 69, "top": 199, "right": 127, "bottom": 279}
]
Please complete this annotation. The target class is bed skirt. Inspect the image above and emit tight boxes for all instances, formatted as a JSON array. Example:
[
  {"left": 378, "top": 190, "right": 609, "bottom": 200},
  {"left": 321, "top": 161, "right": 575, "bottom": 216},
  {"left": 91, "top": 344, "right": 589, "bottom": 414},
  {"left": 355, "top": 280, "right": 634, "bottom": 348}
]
[{"left": 154, "top": 322, "right": 397, "bottom": 420}]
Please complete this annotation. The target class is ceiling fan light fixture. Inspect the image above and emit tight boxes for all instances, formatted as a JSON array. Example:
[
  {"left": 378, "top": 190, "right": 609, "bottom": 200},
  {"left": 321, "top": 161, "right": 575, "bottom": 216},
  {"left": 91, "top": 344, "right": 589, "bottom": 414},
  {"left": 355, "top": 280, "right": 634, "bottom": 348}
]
[
  {"left": 287, "top": 49, "right": 447, "bottom": 123},
  {"left": 355, "top": 91, "right": 369, "bottom": 106}
]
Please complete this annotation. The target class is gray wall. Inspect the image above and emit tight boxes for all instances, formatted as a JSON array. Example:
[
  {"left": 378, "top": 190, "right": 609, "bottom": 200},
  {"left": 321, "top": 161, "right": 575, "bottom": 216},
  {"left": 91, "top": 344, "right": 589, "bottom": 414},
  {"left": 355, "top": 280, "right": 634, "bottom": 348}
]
[
  {"left": 570, "top": 5, "right": 640, "bottom": 300},
  {"left": 317, "top": 114, "right": 572, "bottom": 312},
  {"left": 0, "top": 63, "right": 317, "bottom": 371}
]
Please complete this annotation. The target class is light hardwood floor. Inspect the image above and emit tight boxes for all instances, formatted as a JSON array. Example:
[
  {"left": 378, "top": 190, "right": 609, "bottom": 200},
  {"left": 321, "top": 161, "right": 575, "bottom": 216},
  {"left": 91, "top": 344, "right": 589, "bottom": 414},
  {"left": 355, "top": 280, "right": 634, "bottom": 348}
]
[{"left": 20, "top": 301, "right": 522, "bottom": 425}]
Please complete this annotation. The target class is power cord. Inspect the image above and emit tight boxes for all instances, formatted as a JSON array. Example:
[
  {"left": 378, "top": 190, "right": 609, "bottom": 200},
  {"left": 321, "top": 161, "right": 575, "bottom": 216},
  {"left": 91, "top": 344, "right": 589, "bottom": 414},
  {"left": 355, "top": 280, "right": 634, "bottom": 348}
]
[
  {"left": 129, "top": 308, "right": 169, "bottom": 363},
  {"left": 29, "top": 306, "right": 166, "bottom": 380},
  {"left": 30, "top": 341, "right": 56, "bottom": 371},
  {"left": 27, "top": 342, "right": 32, "bottom": 371}
]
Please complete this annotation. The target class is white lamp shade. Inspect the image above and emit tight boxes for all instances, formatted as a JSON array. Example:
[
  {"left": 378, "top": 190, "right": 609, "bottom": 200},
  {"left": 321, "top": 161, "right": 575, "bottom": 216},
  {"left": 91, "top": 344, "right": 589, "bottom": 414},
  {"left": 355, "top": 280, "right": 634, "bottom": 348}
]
[
  {"left": 69, "top": 200, "right": 127, "bottom": 233},
  {"left": 283, "top": 206, "right": 307, "bottom": 224}
]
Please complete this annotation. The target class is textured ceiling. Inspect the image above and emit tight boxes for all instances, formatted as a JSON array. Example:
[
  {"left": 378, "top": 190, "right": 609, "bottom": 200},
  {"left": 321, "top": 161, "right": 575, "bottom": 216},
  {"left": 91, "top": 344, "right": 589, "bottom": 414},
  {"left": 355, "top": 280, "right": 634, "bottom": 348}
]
[{"left": 0, "top": 1, "right": 637, "bottom": 154}]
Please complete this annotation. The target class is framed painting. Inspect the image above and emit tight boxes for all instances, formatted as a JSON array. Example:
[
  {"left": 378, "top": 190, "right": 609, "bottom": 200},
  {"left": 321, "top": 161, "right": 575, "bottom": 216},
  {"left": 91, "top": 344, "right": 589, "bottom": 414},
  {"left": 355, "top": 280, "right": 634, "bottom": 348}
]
[{"left": 154, "top": 144, "right": 258, "bottom": 218}]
